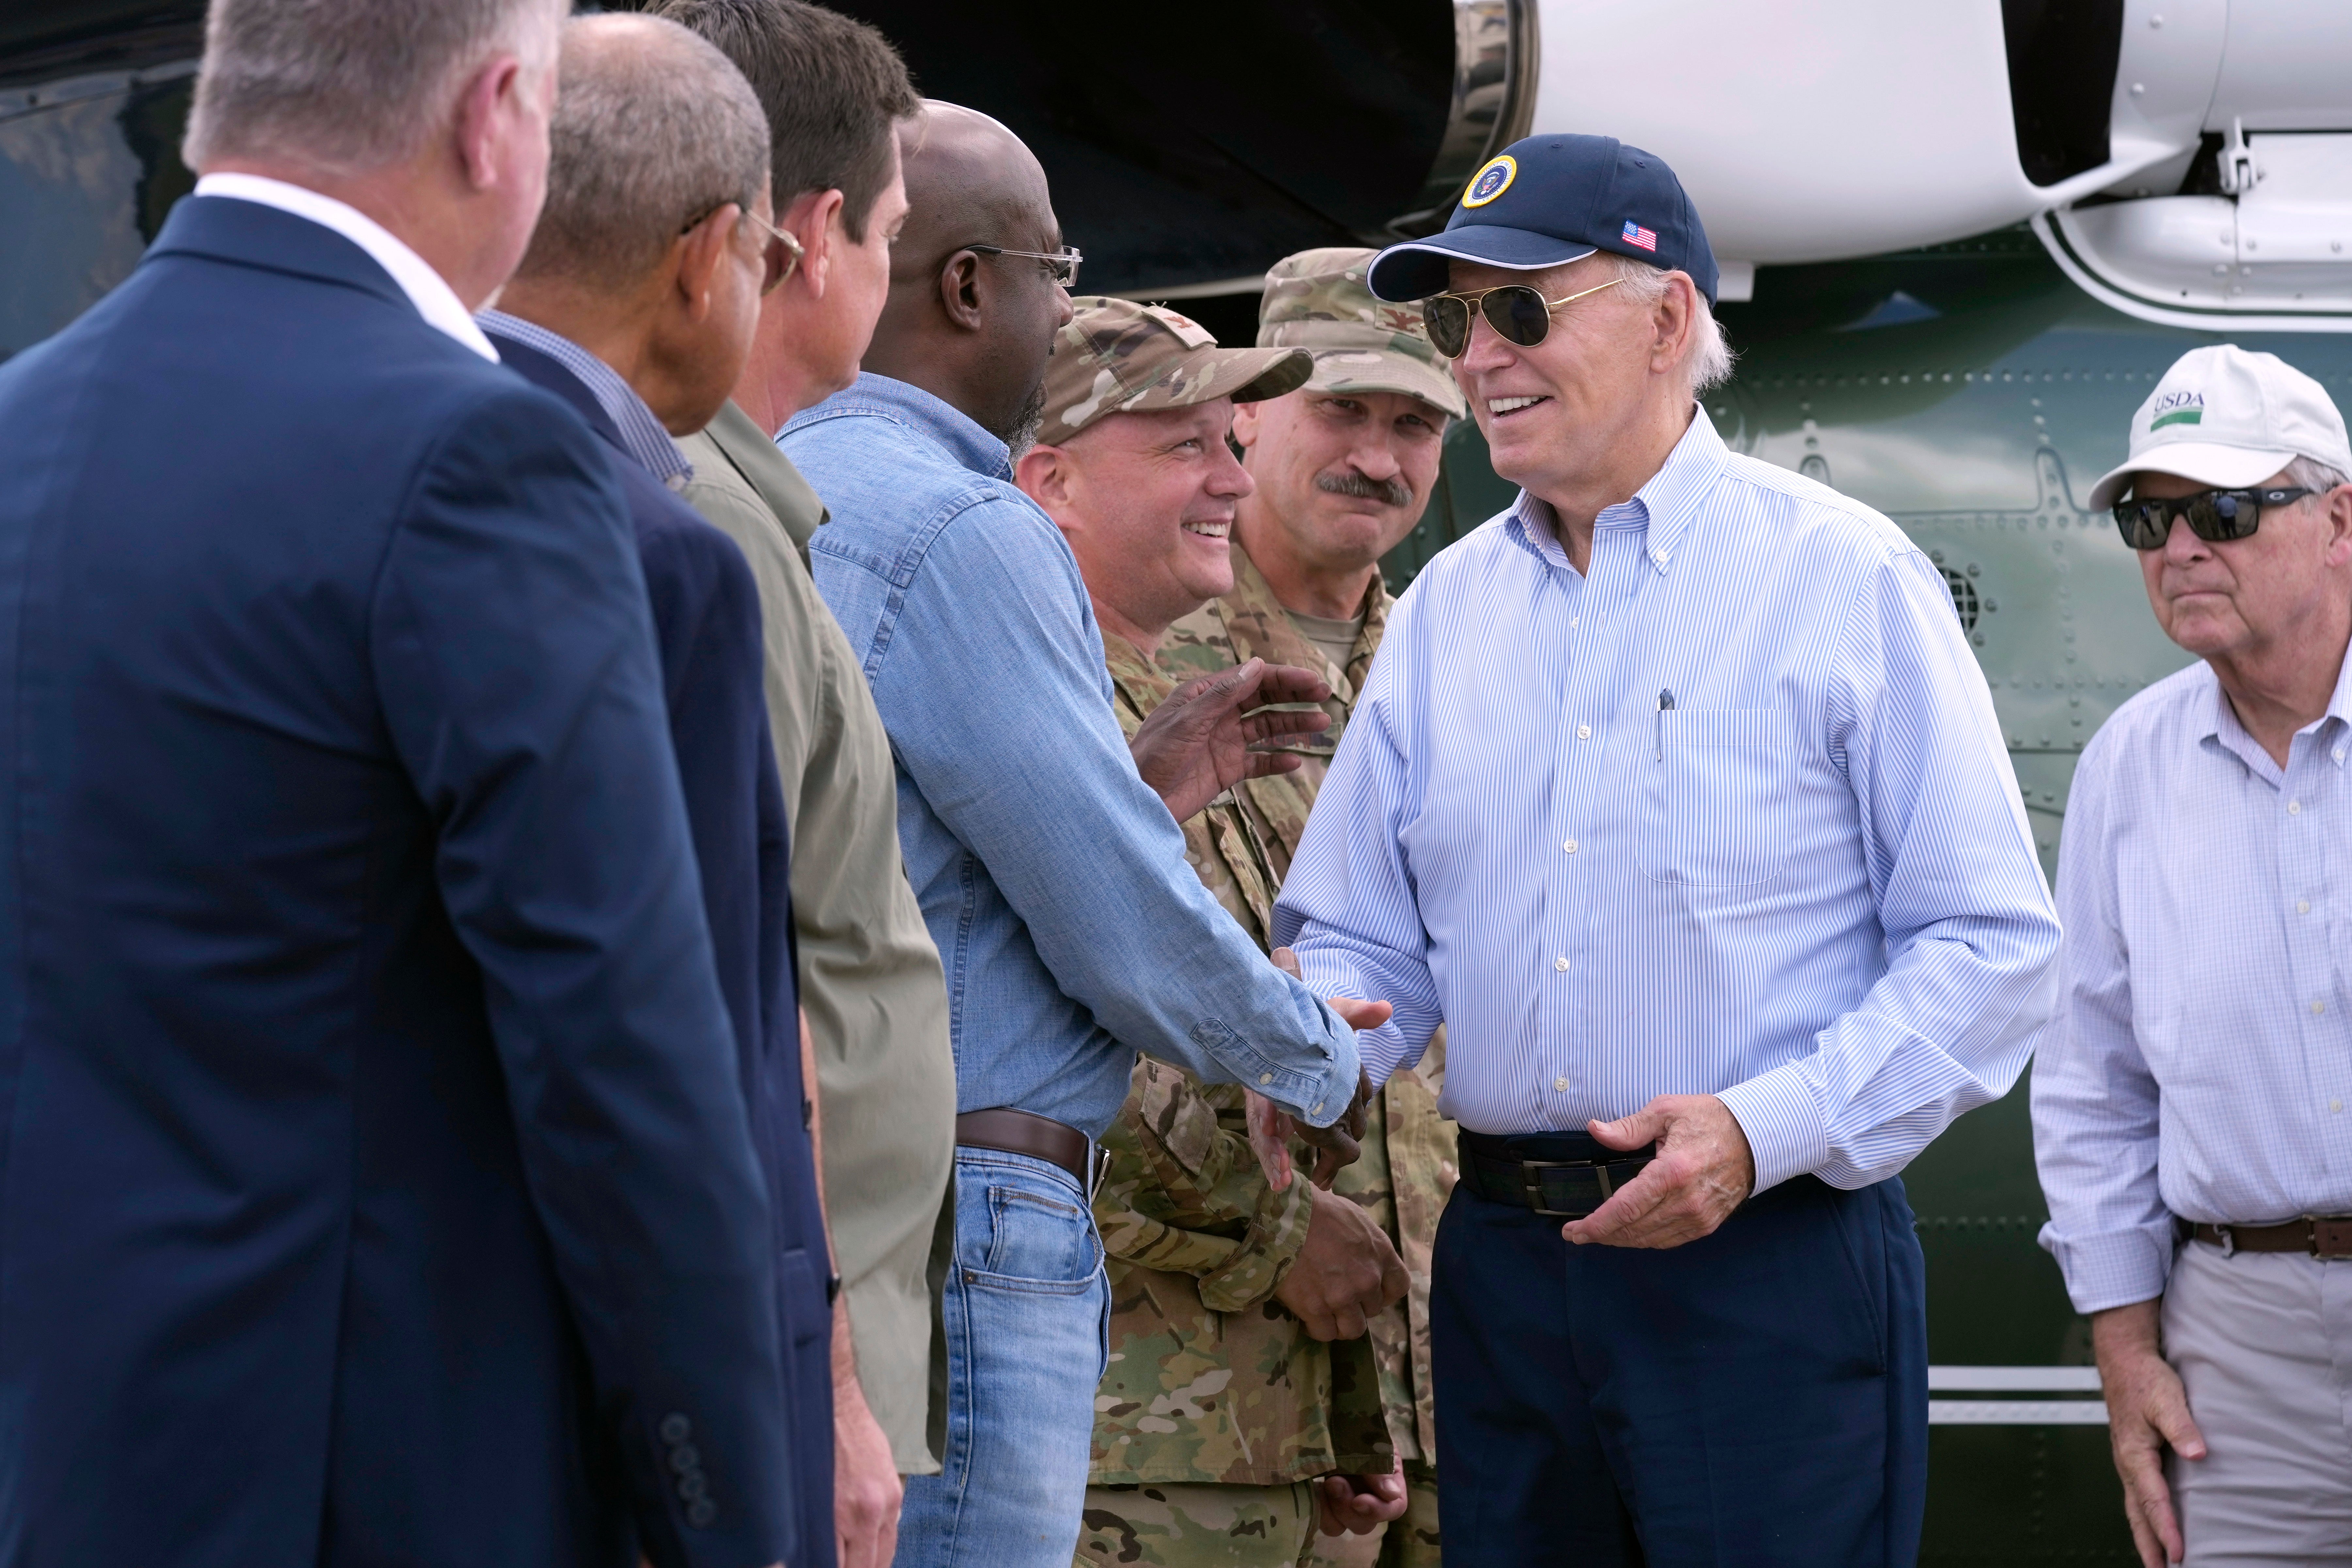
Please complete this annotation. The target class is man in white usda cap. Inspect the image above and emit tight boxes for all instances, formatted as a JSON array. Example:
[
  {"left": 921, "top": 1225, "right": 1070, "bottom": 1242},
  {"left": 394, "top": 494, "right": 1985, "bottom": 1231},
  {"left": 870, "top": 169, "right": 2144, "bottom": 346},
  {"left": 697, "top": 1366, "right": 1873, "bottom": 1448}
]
[{"left": 2035, "top": 342, "right": 2352, "bottom": 1567}]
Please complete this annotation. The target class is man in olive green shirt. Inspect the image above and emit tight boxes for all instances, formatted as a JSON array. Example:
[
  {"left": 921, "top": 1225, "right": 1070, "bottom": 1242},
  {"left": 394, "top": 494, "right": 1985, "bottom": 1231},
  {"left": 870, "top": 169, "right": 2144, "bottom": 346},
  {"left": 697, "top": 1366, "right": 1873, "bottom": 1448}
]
[{"left": 656, "top": 8, "right": 949, "bottom": 1566}]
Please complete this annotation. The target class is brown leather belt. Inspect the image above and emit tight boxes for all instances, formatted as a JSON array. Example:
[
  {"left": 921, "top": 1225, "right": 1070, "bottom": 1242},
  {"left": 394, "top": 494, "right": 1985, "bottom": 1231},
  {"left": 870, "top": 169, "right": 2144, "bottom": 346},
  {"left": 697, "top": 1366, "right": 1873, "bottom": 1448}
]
[
  {"left": 2191, "top": 1217, "right": 2352, "bottom": 1260},
  {"left": 955, "top": 1107, "right": 1103, "bottom": 1192}
]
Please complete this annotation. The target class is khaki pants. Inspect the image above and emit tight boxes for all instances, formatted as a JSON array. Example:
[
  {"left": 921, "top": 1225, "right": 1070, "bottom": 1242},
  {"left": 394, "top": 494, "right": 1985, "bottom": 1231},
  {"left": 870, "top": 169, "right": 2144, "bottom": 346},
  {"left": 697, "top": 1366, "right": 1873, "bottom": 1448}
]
[
  {"left": 1075, "top": 1482, "right": 1320, "bottom": 1567},
  {"left": 2163, "top": 1240, "right": 2352, "bottom": 1564}
]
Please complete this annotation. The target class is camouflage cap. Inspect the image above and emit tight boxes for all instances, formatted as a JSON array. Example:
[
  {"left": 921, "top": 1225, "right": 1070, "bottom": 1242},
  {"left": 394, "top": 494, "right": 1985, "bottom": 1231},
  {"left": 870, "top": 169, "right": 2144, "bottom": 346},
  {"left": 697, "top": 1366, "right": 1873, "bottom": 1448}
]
[
  {"left": 1257, "top": 248, "right": 1466, "bottom": 420},
  {"left": 1039, "top": 297, "right": 1312, "bottom": 448}
]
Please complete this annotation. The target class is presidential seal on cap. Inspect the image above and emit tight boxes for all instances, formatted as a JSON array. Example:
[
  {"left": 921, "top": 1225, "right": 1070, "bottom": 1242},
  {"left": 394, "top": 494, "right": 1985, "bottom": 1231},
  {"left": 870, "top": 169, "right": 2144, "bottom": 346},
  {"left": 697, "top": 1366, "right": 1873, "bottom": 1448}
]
[
  {"left": 1257, "top": 247, "right": 1466, "bottom": 420},
  {"left": 2087, "top": 344, "right": 2352, "bottom": 510},
  {"left": 1365, "top": 132, "right": 1720, "bottom": 308},
  {"left": 1037, "top": 297, "right": 1312, "bottom": 448}
]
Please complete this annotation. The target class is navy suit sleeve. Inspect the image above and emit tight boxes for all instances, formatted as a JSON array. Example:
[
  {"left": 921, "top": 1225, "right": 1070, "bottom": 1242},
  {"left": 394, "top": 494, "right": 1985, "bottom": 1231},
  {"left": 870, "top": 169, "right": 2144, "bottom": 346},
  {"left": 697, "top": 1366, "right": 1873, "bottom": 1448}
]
[{"left": 367, "top": 385, "right": 791, "bottom": 1568}]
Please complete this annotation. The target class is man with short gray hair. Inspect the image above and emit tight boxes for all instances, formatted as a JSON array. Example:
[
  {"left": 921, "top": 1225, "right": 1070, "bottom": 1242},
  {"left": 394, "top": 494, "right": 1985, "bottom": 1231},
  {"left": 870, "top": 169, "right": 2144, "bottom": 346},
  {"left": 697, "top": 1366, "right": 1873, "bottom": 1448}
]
[
  {"left": 2035, "top": 344, "right": 2352, "bottom": 1568},
  {"left": 0, "top": 0, "right": 805, "bottom": 1563},
  {"left": 1277, "top": 133, "right": 2061, "bottom": 1564}
]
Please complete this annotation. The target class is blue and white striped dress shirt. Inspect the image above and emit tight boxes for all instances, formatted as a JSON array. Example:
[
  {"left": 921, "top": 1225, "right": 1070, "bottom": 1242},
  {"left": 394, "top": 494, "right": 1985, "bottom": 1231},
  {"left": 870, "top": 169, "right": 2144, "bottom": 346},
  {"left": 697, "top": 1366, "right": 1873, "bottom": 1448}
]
[
  {"left": 474, "top": 309, "right": 694, "bottom": 488},
  {"left": 2034, "top": 653, "right": 2352, "bottom": 1315},
  {"left": 1274, "top": 412, "right": 2062, "bottom": 1194}
]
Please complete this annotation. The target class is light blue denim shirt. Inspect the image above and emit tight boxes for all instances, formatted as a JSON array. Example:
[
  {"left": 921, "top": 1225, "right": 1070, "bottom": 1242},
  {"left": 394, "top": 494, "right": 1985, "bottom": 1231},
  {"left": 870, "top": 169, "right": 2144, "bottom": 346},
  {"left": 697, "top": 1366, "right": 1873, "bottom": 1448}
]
[{"left": 782, "top": 373, "right": 1359, "bottom": 1139}]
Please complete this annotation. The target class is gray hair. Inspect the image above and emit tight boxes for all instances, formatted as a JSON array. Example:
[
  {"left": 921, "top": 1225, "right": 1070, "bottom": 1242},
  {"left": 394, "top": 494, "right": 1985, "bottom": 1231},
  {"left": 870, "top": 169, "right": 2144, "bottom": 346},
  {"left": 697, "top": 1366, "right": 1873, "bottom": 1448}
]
[
  {"left": 182, "top": 0, "right": 564, "bottom": 175},
  {"left": 515, "top": 14, "right": 772, "bottom": 293},
  {"left": 2286, "top": 455, "right": 2350, "bottom": 495},
  {"left": 1602, "top": 253, "right": 1736, "bottom": 397}
]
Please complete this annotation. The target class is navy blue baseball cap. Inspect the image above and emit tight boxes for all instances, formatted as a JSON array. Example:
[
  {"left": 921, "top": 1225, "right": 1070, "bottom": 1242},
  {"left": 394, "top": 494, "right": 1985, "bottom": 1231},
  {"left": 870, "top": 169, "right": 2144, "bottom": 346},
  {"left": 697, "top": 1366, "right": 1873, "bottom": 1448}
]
[{"left": 1367, "top": 134, "right": 1720, "bottom": 308}]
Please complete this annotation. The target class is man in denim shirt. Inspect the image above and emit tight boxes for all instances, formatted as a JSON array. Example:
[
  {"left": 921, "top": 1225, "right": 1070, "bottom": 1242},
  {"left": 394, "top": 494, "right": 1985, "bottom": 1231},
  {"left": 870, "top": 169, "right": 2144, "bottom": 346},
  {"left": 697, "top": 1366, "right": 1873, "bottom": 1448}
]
[{"left": 782, "top": 103, "right": 1379, "bottom": 1568}]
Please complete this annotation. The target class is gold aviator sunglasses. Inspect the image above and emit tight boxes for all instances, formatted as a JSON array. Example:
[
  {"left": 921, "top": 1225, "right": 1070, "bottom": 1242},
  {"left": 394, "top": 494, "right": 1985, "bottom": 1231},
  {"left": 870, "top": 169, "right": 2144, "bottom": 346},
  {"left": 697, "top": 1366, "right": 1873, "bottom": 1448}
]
[{"left": 1422, "top": 276, "right": 1624, "bottom": 358}]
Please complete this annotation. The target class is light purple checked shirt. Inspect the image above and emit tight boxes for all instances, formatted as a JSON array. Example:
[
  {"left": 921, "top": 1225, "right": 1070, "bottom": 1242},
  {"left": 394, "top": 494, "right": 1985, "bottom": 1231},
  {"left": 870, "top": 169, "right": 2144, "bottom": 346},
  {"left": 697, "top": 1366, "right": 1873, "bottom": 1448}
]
[
  {"left": 2034, "top": 649, "right": 2352, "bottom": 1314},
  {"left": 1274, "top": 413, "right": 2063, "bottom": 1194}
]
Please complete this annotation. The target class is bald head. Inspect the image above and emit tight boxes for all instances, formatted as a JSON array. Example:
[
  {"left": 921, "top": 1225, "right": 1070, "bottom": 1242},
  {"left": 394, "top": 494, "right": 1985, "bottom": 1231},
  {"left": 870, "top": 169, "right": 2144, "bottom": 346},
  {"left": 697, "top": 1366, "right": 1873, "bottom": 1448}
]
[
  {"left": 516, "top": 12, "right": 769, "bottom": 291},
  {"left": 892, "top": 103, "right": 1053, "bottom": 282},
  {"left": 864, "top": 100, "right": 1072, "bottom": 449}
]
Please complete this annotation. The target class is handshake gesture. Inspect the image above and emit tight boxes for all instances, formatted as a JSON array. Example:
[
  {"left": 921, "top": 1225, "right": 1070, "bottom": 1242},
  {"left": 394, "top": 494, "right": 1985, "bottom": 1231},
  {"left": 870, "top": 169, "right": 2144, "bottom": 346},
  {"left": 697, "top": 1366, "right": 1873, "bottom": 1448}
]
[{"left": 1245, "top": 947, "right": 1390, "bottom": 1192}]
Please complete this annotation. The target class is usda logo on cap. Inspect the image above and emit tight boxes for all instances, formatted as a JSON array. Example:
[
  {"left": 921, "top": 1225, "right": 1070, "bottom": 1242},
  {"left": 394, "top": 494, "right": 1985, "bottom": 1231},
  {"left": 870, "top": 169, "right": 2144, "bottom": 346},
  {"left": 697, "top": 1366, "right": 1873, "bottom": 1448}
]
[
  {"left": 1463, "top": 155, "right": 1516, "bottom": 208},
  {"left": 2151, "top": 390, "right": 2203, "bottom": 430}
]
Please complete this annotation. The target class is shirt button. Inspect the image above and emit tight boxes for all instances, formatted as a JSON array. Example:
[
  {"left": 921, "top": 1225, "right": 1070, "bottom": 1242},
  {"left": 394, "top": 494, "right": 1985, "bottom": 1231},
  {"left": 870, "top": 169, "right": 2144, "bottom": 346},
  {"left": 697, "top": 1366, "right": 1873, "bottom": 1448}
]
[
  {"left": 1312, "top": 1102, "right": 1324, "bottom": 1115},
  {"left": 2334, "top": 1099, "right": 2345, "bottom": 1113},
  {"left": 1562, "top": 839, "right": 1578, "bottom": 854},
  {"left": 2290, "top": 800, "right": 2303, "bottom": 814},
  {"left": 1578, "top": 724, "right": 1592, "bottom": 740},
  {"left": 2313, "top": 1000, "right": 2327, "bottom": 1015},
  {"left": 1554, "top": 956, "right": 1570, "bottom": 971},
  {"left": 2300, "top": 900, "right": 2313, "bottom": 915},
  {"left": 1554, "top": 1077, "right": 1570, "bottom": 1092},
  {"left": 1258, "top": 1072, "right": 1273, "bottom": 1084}
]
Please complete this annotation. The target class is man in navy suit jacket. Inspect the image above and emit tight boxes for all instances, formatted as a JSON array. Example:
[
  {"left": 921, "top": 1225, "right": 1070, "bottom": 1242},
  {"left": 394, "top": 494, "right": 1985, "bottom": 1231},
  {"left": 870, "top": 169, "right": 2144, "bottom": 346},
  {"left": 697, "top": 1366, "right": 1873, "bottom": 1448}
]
[
  {"left": 0, "top": 3, "right": 798, "bottom": 1566},
  {"left": 479, "top": 13, "right": 839, "bottom": 1563}
]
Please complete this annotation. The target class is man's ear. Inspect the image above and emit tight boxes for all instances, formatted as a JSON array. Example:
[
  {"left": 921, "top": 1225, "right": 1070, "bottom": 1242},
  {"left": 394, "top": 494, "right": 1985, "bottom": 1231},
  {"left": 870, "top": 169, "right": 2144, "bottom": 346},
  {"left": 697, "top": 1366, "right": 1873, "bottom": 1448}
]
[
  {"left": 1651, "top": 272, "right": 1696, "bottom": 376},
  {"left": 451, "top": 51, "right": 526, "bottom": 191},
  {"left": 1015, "top": 442, "right": 1076, "bottom": 517},
  {"left": 939, "top": 251, "right": 985, "bottom": 333},
  {"left": 780, "top": 187, "right": 844, "bottom": 299},
  {"left": 1231, "top": 400, "right": 1263, "bottom": 453},
  {"left": 673, "top": 203, "right": 739, "bottom": 324},
  {"left": 2323, "top": 484, "right": 2352, "bottom": 568}
]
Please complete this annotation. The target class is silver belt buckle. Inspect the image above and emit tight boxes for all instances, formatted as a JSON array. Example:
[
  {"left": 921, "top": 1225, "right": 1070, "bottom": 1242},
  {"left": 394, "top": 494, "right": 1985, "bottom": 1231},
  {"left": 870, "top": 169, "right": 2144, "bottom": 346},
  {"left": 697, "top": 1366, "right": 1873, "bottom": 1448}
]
[{"left": 2310, "top": 1215, "right": 2352, "bottom": 1260}]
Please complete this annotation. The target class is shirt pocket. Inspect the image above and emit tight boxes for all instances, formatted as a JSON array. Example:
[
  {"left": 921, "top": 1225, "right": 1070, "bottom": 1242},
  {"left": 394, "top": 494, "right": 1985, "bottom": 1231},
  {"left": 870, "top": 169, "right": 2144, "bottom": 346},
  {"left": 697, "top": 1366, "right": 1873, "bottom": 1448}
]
[{"left": 1639, "top": 707, "right": 1795, "bottom": 888}]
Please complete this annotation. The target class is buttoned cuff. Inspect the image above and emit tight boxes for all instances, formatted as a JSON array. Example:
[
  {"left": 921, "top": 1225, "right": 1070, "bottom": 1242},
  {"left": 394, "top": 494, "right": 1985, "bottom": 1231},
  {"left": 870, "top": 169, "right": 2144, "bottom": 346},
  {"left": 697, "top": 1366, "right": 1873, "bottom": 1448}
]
[
  {"left": 1197, "top": 1165, "right": 1316, "bottom": 1312},
  {"left": 1715, "top": 1063, "right": 1831, "bottom": 1195},
  {"left": 2038, "top": 1220, "right": 2178, "bottom": 1316}
]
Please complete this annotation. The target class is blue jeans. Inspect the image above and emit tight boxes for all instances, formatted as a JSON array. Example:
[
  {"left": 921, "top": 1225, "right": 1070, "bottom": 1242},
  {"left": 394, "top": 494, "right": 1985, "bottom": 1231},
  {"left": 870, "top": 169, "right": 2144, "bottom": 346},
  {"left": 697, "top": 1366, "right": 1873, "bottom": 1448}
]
[{"left": 894, "top": 1148, "right": 1109, "bottom": 1568}]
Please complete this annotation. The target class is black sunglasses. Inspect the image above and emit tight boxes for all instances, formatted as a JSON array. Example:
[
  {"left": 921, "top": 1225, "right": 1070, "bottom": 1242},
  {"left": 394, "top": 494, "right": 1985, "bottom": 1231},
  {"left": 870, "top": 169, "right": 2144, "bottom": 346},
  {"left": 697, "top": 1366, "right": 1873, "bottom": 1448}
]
[
  {"left": 1421, "top": 277, "right": 1623, "bottom": 359},
  {"left": 2112, "top": 486, "right": 2313, "bottom": 550}
]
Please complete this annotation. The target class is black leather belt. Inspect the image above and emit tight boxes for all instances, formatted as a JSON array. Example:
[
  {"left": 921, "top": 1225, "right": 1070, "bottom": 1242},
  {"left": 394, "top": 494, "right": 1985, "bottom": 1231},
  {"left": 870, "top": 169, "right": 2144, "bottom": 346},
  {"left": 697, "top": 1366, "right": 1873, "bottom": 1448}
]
[
  {"left": 955, "top": 1107, "right": 1106, "bottom": 1193},
  {"left": 1458, "top": 1128, "right": 1654, "bottom": 1219}
]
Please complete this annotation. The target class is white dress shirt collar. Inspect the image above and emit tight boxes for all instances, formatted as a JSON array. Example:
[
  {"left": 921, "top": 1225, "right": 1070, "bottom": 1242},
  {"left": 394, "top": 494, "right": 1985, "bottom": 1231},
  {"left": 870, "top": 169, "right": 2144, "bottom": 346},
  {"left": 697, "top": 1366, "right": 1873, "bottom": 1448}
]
[
  {"left": 191, "top": 173, "right": 500, "bottom": 363},
  {"left": 1503, "top": 405, "right": 1726, "bottom": 579}
]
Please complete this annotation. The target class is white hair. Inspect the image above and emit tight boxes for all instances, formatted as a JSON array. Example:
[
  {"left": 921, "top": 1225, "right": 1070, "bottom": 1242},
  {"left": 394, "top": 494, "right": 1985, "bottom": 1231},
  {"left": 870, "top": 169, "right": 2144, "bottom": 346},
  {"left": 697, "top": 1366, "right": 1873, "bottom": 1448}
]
[
  {"left": 1601, "top": 253, "right": 1736, "bottom": 397},
  {"left": 2286, "top": 455, "right": 2349, "bottom": 495},
  {"left": 183, "top": 0, "right": 565, "bottom": 176}
]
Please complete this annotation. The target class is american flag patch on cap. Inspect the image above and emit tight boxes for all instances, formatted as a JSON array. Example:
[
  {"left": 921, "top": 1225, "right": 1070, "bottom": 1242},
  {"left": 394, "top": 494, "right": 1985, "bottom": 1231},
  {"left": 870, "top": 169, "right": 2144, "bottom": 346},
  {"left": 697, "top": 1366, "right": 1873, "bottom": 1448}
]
[{"left": 1622, "top": 219, "right": 1658, "bottom": 252}]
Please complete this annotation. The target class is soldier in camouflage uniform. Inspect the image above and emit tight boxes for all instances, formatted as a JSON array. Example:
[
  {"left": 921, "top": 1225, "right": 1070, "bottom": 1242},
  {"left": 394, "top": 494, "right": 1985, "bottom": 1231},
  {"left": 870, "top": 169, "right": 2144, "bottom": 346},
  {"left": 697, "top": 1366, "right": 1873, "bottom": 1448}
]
[
  {"left": 1013, "top": 296, "right": 1416, "bottom": 1566},
  {"left": 1013, "top": 285, "right": 1460, "bottom": 1566},
  {"left": 1154, "top": 250, "right": 1469, "bottom": 1568}
]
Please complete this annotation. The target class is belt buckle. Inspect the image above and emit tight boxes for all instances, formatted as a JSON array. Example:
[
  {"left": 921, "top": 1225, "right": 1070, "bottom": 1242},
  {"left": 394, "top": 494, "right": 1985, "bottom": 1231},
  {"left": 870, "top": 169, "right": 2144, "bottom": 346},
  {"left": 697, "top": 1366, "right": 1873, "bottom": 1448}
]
[
  {"left": 2310, "top": 1215, "right": 2352, "bottom": 1260},
  {"left": 1519, "top": 1157, "right": 1608, "bottom": 1220}
]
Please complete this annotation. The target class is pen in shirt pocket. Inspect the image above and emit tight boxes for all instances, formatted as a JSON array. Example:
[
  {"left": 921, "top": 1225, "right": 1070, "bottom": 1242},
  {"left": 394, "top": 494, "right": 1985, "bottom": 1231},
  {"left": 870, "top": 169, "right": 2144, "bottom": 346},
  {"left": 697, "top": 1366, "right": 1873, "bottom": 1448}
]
[{"left": 1655, "top": 689, "right": 1675, "bottom": 760}]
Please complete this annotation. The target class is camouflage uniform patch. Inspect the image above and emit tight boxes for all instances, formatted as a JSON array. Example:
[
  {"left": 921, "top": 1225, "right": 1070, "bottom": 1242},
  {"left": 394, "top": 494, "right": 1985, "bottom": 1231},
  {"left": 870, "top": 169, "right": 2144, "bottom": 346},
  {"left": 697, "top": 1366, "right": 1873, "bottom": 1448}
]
[{"left": 1076, "top": 1480, "right": 1320, "bottom": 1567}]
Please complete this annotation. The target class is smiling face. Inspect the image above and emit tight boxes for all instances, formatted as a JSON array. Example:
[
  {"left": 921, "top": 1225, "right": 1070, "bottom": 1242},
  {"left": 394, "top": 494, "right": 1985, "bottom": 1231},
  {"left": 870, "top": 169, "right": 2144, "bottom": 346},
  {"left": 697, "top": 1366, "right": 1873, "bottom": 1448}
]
[
  {"left": 1016, "top": 400, "right": 1253, "bottom": 646},
  {"left": 1232, "top": 388, "right": 1447, "bottom": 577},
  {"left": 1446, "top": 252, "right": 1669, "bottom": 499},
  {"left": 2133, "top": 468, "right": 2352, "bottom": 661}
]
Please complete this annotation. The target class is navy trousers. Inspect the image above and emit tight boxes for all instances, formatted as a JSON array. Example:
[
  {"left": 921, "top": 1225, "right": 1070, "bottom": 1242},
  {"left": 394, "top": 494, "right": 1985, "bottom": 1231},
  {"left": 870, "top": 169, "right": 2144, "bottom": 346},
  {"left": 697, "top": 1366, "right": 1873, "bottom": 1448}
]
[{"left": 1431, "top": 1131, "right": 1927, "bottom": 1566}]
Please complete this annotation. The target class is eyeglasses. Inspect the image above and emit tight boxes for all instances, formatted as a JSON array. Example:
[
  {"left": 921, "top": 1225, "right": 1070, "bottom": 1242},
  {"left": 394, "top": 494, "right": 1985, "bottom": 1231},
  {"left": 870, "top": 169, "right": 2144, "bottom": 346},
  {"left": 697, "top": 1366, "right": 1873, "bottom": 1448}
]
[
  {"left": 2112, "top": 485, "right": 2313, "bottom": 549},
  {"left": 967, "top": 244, "right": 1083, "bottom": 289},
  {"left": 682, "top": 202, "right": 804, "bottom": 295},
  {"left": 738, "top": 208, "right": 804, "bottom": 295},
  {"left": 1421, "top": 277, "right": 1624, "bottom": 358}
]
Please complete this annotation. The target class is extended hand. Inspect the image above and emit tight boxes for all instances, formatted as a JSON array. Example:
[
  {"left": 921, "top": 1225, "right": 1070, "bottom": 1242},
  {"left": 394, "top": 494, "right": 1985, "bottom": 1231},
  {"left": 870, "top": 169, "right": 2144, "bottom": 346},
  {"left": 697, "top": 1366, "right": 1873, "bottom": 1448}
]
[
  {"left": 1251, "top": 948, "right": 1389, "bottom": 1189},
  {"left": 1561, "top": 1094, "right": 1754, "bottom": 1249},
  {"left": 1315, "top": 1466, "right": 1409, "bottom": 1536},
  {"left": 1129, "top": 658, "right": 1331, "bottom": 824},
  {"left": 2093, "top": 1300, "right": 2204, "bottom": 1567},
  {"left": 1272, "top": 1183, "right": 1408, "bottom": 1341}
]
